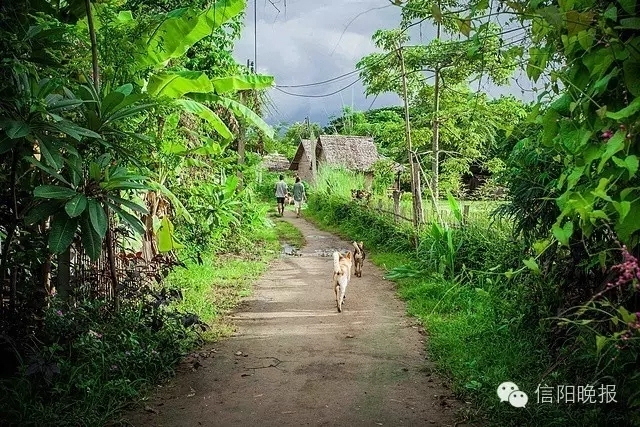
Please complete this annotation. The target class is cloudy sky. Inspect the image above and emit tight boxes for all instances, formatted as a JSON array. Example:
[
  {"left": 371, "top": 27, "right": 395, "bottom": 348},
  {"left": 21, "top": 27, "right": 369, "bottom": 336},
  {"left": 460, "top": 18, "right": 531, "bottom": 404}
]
[{"left": 232, "top": 0, "right": 537, "bottom": 126}]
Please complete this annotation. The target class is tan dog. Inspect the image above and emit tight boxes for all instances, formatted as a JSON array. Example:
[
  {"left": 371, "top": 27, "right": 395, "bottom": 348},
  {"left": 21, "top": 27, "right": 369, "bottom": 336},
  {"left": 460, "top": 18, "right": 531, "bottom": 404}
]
[
  {"left": 352, "top": 241, "right": 365, "bottom": 277},
  {"left": 332, "top": 251, "right": 352, "bottom": 313}
]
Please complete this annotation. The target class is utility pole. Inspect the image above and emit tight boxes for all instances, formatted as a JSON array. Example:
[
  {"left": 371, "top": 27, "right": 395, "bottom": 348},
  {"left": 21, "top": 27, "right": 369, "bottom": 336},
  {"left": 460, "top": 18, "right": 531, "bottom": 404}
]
[
  {"left": 253, "top": 0, "right": 257, "bottom": 71},
  {"left": 431, "top": 1, "right": 442, "bottom": 211},
  {"left": 398, "top": 45, "right": 423, "bottom": 227},
  {"left": 237, "top": 60, "right": 255, "bottom": 190},
  {"left": 305, "top": 116, "right": 317, "bottom": 182}
]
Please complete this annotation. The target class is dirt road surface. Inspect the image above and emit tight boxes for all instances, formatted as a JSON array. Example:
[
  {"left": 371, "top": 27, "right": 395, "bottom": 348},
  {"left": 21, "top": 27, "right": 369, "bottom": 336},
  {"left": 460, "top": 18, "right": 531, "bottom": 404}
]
[{"left": 123, "top": 215, "right": 471, "bottom": 427}]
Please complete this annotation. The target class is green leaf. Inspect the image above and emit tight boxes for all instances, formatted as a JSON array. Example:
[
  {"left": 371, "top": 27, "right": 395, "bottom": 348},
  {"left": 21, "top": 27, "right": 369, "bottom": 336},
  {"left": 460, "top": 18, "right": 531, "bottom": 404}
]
[
  {"left": 619, "top": 18, "right": 640, "bottom": 29},
  {"left": 541, "top": 109, "right": 559, "bottom": 146},
  {"left": 87, "top": 199, "right": 108, "bottom": 238},
  {"left": 101, "top": 90, "right": 125, "bottom": 115},
  {"left": 615, "top": 201, "right": 640, "bottom": 244},
  {"left": 51, "top": 121, "right": 101, "bottom": 141},
  {"left": 34, "top": 185, "right": 77, "bottom": 200},
  {"left": 612, "top": 201, "right": 631, "bottom": 222},
  {"left": 619, "top": 0, "right": 636, "bottom": 15},
  {"left": 174, "top": 99, "right": 233, "bottom": 140},
  {"left": 80, "top": 212, "right": 102, "bottom": 261},
  {"left": 612, "top": 155, "right": 639, "bottom": 179},
  {"left": 48, "top": 214, "right": 78, "bottom": 254},
  {"left": 147, "top": 71, "right": 213, "bottom": 98},
  {"left": 135, "top": 0, "right": 246, "bottom": 69},
  {"left": 603, "top": 5, "right": 617, "bottom": 21},
  {"left": 618, "top": 306, "right": 636, "bottom": 324},
  {"left": 533, "top": 238, "right": 551, "bottom": 255},
  {"left": 623, "top": 60, "right": 640, "bottom": 97},
  {"left": 186, "top": 93, "right": 274, "bottom": 139},
  {"left": 566, "top": 165, "right": 584, "bottom": 190},
  {"left": 595, "top": 335, "right": 607, "bottom": 354},
  {"left": 456, "top": 18, "right": 472, "bottom": 37},
  {"left": 606, "top": 97, "right": 640, "bottom": 120},
  {"left": 64, "top": 194, "right": 87, "bottom": 218},
  {"left": 157, "top": 216, "right": 185, "bottom": 252},
  {"left": 523, "top": 257, "right": 540, "bottom": 275},
  {"left": 446, "top": 191, "right": 462, "bottom": 222},
  {"left": 5, "top": 120, "right": 31, "bottom": 139},
  {"left": 552, "top": 221, "right": 574, "bottom": 246},
  {"left": 565, "top": 10, "right": 594, "bottom": 36},
  {"left": 210, "top": 74, "right": 274, "bottom": 94},
  {"left": 597, "top": 131, "right": 625, "bottom": 173},
  {"left": 38, "top": 138, "right": 63, "bottom": 170},
  {"left": 577, "top": 30, "right": 595, "bottom": 51},
  {"left": 592, "top": 68, "right": 618, "bottom": 96},
  {"left": 24, "top": 200, "right": 61, "bottom": 225},
  {"left": 591, "top": 177, "right": 612, "bottom": 202},
  {"left": 109, "top": 195, "right": 149, "bottom": 214},
  {"left": 107, "top": 202, "right": 145, "bottom": 235},
  {"left": 24, "top": 157, "right": 71, "bottom": 186},
  {"left": 431, "top": 3, "right": 443, "bottom": 22}
]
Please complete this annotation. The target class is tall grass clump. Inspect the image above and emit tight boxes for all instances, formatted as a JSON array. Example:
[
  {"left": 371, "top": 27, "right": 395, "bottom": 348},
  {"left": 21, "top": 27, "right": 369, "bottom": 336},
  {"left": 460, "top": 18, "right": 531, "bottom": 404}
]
[{"left": 304, "top": 187, "right": 608, "bottom": 426}]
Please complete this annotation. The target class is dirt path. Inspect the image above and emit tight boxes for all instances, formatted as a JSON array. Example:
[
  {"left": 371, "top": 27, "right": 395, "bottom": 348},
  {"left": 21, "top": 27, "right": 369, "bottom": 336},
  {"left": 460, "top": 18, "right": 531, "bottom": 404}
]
[{"left": 123, "top": 215, "right": 471, "bottom": 426}]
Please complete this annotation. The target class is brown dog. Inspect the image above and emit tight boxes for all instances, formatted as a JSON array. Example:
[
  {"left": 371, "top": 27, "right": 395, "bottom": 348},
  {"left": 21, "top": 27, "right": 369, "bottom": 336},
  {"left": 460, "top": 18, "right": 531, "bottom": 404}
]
[
  {"left": 332, "top": 251, "right": 352, "bottom": 313},
  {"left": 352, "top": 241, "right": 365, "bottom": 277}
]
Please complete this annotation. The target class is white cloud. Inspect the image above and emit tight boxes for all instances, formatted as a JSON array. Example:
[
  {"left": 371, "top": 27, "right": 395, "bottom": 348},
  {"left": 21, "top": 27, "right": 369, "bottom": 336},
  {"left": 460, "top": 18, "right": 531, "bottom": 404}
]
[{"left": 232, "top": 0, "right": 536, "bottom": 126}]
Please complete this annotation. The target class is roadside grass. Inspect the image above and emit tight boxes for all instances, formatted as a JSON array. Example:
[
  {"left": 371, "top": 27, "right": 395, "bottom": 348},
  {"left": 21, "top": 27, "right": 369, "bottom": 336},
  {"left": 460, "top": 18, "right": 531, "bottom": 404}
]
[
  {"left": 305, "top": 195, "right": 582, "bottom": 426},
  {"left": 274, "top": 219, "right": 306, "bottom": 248},
  {"left": 165, "top": 217, "right": 303, "bottom": 342}
]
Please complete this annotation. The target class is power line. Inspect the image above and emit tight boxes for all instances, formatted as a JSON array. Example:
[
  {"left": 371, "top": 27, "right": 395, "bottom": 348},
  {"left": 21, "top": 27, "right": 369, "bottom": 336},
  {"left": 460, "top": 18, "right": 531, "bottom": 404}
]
[
  {"left": 274, "top": 78, "right": 362, "bottom": 98},
  {"left": 276, "top": 69, "right": 362, "bottom": 88}
]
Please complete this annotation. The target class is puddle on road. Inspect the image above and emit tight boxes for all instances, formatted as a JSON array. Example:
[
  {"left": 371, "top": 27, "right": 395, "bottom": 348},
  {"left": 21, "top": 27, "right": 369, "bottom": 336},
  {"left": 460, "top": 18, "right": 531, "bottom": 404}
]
[{"left": 281, "top": 245, "right": 346, "bottom": 258}]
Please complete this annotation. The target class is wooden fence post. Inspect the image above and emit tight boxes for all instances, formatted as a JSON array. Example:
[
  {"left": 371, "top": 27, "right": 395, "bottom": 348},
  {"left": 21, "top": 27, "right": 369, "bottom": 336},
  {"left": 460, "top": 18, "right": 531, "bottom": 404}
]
[{"left": 393, "top": 189, "right": 401, "bottom": 223}]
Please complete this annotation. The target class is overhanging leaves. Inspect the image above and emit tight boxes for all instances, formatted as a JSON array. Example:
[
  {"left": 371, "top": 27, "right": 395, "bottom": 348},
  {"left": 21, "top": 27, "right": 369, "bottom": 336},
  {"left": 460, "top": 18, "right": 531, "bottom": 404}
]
[
  {"left": 174, "top": 99, "right": 233, "bottom": 140},
  {"left": 186, "top": 93, "right": 274, "bottom": 139},
  {"left": 135, "top": 0, "right": 246, "bottom": 69}
]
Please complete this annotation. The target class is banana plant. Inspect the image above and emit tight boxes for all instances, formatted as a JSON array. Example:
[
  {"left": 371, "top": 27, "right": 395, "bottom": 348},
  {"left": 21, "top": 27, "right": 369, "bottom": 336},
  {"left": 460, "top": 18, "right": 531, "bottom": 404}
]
[
  {"left": 188, "top": 174, "right": 242, "bottom": 240},
  {"left": 146, "top": 71, "right": 275, "bottom": 141}
]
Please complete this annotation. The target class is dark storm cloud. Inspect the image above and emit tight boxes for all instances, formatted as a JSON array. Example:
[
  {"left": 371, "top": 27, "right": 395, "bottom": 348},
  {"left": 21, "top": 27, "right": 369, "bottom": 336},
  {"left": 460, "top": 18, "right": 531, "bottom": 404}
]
[
  {"left": 232, "top": 0, "right": 537, "bottom": 127},
  {"left": 233, "top": 0, "right": 405, "bottom": 126}
]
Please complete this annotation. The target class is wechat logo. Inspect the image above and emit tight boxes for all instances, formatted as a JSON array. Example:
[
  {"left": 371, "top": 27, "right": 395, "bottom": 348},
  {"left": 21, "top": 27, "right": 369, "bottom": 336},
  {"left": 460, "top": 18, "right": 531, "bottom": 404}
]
[{"left": 497, "top": 381, "right": 528, "bottom": 408}]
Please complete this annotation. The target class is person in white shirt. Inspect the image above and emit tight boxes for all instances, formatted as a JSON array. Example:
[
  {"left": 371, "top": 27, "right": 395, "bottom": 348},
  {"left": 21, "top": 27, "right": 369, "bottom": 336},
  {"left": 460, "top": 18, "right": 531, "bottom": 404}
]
[{"left": 274, "top": 175, "right": 288, "bottom": 216}]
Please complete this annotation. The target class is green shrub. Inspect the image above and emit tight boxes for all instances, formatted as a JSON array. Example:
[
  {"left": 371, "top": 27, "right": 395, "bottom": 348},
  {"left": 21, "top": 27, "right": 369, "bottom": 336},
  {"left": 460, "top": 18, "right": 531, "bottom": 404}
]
[{"left": 0, "top": 296, "right": 198, "bottom": 426}]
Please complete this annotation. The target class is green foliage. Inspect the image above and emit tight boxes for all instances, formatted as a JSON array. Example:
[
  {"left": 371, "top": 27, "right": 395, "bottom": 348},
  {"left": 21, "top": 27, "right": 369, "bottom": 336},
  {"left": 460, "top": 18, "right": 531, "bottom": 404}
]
[
  {"left": 0, "top": 297, "right": 199, "bottom": 425},
  {"left": 313, "top": 165, "right": 366, "bottom": 200},
  {"left": 0, "top": 0, "right": 277, "bottom": 424}
]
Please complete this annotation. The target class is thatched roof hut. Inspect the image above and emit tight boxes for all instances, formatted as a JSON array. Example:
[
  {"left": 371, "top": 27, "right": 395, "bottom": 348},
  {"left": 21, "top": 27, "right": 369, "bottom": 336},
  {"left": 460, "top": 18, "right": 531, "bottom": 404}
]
[
  {"left": 288, "top": 139, "right": 316, "bottom": 173},
  {"left": 316, "top": 135, "right": 379, "bottom": 172},
  {"left": 261, "top": 153, "right": 290, "bottom": 171}
]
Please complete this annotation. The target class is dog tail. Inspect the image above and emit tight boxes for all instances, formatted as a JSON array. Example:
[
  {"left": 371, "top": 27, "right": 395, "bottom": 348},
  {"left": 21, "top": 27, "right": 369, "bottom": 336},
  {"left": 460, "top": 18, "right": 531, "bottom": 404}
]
[
  {"left": 333, "top": 251, "right": 341, "bottom": 274},
  {"left": 352, "top": 241, "right": 361, "bottom": 255}
]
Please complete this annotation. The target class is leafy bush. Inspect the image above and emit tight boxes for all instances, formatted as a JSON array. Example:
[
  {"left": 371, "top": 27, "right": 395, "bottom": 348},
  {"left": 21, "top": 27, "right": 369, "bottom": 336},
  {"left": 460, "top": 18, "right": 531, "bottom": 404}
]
[
  {"left": 0, "top": 296, "right": 199, "bottom": 426},
  {"left": 305, "top": 187, "right": 636, "bottom": 425}
]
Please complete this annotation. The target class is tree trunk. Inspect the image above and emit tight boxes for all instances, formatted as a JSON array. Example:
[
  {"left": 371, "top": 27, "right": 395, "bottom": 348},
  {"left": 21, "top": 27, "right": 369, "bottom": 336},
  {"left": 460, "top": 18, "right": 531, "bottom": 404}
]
[
  {"left": 85, "top": 0, "right": 100, "bottom": 92},
  {"left": 431, "top": 11, "right": 442, "bottom": 212},
  {"left": 1, "top": 151, "right": 19, "bottom": 310},
  {"left": 398, "top": 46, "right": 423, "bottom": 227},
  {"left": 237, "top": 122, "right": 246, "bottom": 190},
  {"left": 432, "top": 65, "right": 441, "bottom": 211},
  {"left": 56, "top": 248, "right": 71, "bottom": 300},
  {"left": 104, "top": 208, "right": 119, "bottom": 311}
]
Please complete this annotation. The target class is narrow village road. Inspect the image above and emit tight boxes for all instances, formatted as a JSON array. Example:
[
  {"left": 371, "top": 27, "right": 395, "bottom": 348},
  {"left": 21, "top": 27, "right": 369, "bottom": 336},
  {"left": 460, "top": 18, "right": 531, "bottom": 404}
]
[{"left": 123, "top": 215, "right": 471, "bottom": 426}]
